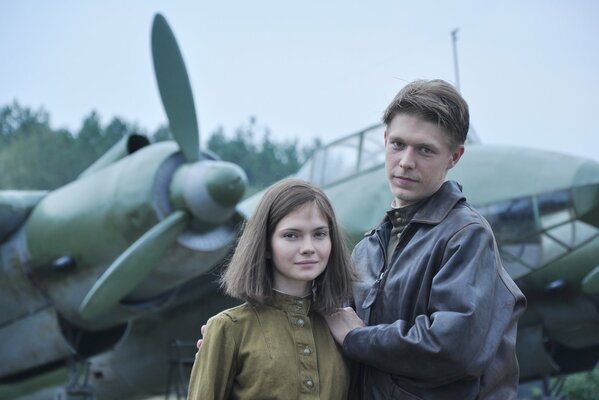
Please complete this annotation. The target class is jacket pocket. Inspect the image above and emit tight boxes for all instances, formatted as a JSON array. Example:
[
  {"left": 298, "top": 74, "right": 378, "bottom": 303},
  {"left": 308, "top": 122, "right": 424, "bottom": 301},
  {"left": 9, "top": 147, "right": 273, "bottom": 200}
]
[{"left": 391, "top": 379, "right": 423, "bottom": 400}]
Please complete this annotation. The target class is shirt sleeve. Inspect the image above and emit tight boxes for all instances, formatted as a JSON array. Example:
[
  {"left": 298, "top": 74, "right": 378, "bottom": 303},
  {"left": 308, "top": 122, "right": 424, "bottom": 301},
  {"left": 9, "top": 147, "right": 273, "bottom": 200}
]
[
  {"left": 343, "top": 222, "right": 519, "bottom": 386},
  {"left": 188, "top": 313, "right": 238, "bottom": 399}
]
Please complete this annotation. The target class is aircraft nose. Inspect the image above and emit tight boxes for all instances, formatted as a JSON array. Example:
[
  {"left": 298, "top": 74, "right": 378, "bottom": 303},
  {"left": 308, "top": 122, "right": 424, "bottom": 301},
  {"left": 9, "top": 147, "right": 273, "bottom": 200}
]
[{"left": 170, "top": 160, "right": 248, "bottom": 225}]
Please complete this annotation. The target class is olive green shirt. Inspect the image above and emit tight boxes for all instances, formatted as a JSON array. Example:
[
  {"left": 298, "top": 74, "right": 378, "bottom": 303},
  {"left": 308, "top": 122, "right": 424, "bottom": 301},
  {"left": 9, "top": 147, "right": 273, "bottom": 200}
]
[
  {"left": 188, "top": 291, "right": 351, "bottom": 399},
  {"left": 386, "top": 200, "right": 422, "bottom": 266}
]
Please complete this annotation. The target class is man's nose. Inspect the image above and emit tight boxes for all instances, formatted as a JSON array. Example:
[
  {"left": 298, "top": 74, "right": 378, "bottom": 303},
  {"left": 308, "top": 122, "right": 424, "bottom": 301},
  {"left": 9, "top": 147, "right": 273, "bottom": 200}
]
[{"left": 399, "top": 147, "right": 416, "bottom": 169}]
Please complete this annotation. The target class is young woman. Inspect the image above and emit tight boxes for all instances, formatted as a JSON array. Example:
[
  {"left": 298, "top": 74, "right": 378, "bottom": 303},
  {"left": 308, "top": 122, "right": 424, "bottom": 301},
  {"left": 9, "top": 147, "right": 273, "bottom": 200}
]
[{"left": 187, "top": 179, "right": 356, "bottom": 399}]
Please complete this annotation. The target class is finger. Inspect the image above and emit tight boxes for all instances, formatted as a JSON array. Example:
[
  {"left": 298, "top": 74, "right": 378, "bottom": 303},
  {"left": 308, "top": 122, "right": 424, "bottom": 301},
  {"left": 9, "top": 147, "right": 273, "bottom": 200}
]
[
  {"left": 196, "top": 339, "right": 203, "bottom": 350},
  {"left": 324, "top": 314, "right": 337, "bottom": 324},
  {"left": 201, "top": 324, "right": 206, "bottom": 336}
]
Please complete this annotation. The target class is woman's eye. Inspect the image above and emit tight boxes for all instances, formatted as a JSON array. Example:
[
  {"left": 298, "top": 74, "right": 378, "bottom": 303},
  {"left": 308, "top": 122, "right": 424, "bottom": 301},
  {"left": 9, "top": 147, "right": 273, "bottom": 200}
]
[{"left": 314, "top": 231, "right": 328, "bottom": 239}]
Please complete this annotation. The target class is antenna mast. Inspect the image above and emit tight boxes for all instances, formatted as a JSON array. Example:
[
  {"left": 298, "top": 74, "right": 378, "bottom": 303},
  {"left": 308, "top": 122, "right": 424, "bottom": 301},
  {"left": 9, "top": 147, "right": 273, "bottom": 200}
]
[{"left": 451, "top": 28, "right": 460, "bottom": 91}]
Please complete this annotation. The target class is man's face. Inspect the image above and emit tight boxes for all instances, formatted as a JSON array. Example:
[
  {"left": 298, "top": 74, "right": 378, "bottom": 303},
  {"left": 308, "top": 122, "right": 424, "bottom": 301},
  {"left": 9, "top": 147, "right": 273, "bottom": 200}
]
[{"left": 384, "top": 113, "right": 464, "bottom": 208}]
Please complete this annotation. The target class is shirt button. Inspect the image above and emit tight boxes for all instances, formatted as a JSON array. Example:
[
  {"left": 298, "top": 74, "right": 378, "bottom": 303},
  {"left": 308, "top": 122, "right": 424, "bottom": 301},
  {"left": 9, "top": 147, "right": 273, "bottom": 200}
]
[
  {"left": 303, "top": 346, "right": 311, "bottom": 355},
  {"left": 305, "top": 379, "right": 314, "bottom": 388},
  {"left": 296, "top": 318, "right": 305, "bottom": 327}
]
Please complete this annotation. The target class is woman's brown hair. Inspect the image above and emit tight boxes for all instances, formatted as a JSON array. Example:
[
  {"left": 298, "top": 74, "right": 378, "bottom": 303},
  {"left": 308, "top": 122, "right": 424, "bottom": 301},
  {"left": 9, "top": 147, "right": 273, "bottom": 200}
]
[{"left": 221, "top": 178, "right": 355, "bottom": 314}]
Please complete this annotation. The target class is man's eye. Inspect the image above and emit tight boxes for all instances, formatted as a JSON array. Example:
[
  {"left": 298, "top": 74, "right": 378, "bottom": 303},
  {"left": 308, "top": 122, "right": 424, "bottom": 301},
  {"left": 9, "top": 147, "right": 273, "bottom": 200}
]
[
  {"left": 392, "top": 141, "right": 404, "bottom": 149},
  {"left": 420, "top": 147, "right": 433, "bottom": 155}
]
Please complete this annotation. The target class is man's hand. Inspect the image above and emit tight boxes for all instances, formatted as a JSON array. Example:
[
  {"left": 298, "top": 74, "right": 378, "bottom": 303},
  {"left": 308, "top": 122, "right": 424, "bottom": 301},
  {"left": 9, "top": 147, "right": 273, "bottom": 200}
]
[
  {"left": 324, "top": 307, "right": 365, "bottom": 345},
  {"left": 196, "top": 324, "right": 206, "bottom": 350}
]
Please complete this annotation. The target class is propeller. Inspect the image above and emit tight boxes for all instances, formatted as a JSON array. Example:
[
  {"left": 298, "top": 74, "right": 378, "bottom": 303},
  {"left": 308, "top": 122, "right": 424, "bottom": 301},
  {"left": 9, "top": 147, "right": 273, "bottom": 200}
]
[
  {"left": 79, "top": 14, "right": 247, "bottom": 319},
  {"left": 79, "top": 211, "right": 188, "bottom": 320},
  {"left": 151, "top": 13, "right": 200, "bottom": 162}
]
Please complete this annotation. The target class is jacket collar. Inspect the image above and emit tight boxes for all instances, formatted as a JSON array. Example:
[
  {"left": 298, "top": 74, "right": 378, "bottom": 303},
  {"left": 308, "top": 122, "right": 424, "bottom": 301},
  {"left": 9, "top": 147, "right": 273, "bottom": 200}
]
[
  {"left": 412, "top": 180, "right": 466, "bottom": 225},
  {"left": 373, "top": 181, "right": 466, "bottom": 235}
]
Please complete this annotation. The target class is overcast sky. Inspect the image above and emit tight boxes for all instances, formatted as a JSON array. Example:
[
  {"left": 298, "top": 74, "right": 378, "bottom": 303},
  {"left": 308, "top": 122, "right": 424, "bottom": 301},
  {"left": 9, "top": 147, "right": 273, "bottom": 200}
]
[{"left": 1, "top": 1, "right": 598, "bottom": 162}]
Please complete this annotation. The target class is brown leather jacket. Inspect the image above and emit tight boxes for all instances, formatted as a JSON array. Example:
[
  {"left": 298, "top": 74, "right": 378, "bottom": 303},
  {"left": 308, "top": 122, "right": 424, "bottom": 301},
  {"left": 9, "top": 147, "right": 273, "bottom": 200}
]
[{"left": 343, "top": 181, "right": 526, "bottom": 399}]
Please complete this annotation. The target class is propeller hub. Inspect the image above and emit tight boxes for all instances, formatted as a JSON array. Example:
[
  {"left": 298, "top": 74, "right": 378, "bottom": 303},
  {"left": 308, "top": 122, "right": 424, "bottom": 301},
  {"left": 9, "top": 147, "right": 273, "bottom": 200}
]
[{"left": 170, "top": 160, "right": 247, "bottom": 224}]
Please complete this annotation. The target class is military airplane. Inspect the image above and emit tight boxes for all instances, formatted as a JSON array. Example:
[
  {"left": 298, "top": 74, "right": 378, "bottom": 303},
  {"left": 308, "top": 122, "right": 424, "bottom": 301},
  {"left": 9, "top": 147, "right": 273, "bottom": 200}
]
[{"left": 1, "top": 13, "right": 599, "bottom": 400}]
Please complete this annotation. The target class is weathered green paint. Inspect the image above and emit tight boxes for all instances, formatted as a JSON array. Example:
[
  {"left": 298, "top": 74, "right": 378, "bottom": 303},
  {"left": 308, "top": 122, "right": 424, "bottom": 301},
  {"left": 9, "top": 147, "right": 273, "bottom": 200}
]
[
  {"left": 450, "top": 145, "right": 599, "bottom": 206},
  {"left": 520, "top": 235, "right": 599, "bottom": 292},
  {"left": 0, "top": 190, "right": 47, "bottom": 241},
  {"left": 582, "top": 265, "right": 599, "bottom": 296},
  {"left": 25, "top": 142, "right": 179, "bottom": 269},
  {"left": 15, "top": 142, "right": 180, "bottom": 328},
  {"left": 572, "top": 183, "right": 599, "bottom": 226},
  {"left": 79, "top": 134, "right": 150, "bottom": 179}
]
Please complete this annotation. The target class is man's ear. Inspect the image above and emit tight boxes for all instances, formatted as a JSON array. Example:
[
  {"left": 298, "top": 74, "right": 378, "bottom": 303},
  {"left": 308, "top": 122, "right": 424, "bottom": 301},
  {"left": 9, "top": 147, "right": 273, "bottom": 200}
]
[
  {"left": 447, "top": 145, "right": 465, "bottom": 169},
  {"left": 384, "top": 130, "right": 388, "bottom": 145}
]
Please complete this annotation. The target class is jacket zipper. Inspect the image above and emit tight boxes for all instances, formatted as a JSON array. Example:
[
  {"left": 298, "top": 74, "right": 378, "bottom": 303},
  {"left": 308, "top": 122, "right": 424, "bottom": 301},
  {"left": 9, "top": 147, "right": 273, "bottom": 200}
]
[
  {"left": 365, "top": 230, "right": 388, "bottom": 325},
  {"left": 369, "top": 223, "right": 415, "bottom": 323}
]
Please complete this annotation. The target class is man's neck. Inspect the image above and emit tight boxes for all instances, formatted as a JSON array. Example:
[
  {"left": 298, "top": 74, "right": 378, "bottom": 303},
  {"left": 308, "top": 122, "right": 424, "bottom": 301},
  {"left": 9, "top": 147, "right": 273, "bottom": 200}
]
[{"left": 391, "top": 198, "right": 426, "bottom": 211}]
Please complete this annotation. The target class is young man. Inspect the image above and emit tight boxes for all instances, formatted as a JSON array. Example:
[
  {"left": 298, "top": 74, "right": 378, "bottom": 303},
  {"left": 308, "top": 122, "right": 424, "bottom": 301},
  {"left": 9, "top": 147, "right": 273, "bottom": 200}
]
[{"left": 325, "top": 79, "right": 526, "bottom": 399}]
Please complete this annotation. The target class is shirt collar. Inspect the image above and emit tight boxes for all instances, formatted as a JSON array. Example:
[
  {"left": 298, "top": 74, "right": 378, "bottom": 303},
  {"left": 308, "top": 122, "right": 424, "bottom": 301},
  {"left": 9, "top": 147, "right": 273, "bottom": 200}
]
[
  {"left": 386, "top": 200, "right": 423, "bottom": 229},
  {"left": 267, "top": 290, "right": 312, "bottom": 315}
]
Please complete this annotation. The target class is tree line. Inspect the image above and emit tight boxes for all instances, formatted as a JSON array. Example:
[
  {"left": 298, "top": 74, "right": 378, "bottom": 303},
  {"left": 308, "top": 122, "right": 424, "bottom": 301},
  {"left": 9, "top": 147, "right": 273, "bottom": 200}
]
[{"left": 0, "top": 102, "right": 316, "bottom": 194}]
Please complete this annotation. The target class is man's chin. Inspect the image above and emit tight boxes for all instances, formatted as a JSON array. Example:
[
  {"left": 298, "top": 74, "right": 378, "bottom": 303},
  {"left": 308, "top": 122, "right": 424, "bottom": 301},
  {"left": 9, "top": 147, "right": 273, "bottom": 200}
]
[{"left": 392, "top": 191, "right": 415, "bottom": 207}]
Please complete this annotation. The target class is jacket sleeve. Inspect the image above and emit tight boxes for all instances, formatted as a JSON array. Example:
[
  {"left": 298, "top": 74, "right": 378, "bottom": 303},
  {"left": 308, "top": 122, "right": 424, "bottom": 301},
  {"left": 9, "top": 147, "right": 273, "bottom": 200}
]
[
  {"left": 187, "top": 314, "right": 238, "bottom": 399},
  {"left": 343, "top": 222, "right": 518, "bottom": 386}
]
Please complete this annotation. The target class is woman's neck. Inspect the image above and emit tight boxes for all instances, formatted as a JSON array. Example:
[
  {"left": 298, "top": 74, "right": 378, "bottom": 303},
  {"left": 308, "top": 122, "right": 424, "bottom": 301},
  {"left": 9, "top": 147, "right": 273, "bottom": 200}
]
[{"left": 273, "top": 285, "right": 311, "bottom": 298}]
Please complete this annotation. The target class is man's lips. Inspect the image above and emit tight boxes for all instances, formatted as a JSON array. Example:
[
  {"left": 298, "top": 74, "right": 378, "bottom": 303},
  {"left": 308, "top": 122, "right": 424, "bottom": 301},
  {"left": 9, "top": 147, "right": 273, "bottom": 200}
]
[{"left": 393, "top": 175, "right": 418, "bottom": 184}]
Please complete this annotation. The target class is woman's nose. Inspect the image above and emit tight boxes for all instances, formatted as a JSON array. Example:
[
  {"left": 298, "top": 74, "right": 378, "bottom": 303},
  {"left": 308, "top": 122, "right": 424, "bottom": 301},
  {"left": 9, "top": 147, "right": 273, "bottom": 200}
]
[{"left": 300, "top": 238, "right": 316, "bottom": 254}]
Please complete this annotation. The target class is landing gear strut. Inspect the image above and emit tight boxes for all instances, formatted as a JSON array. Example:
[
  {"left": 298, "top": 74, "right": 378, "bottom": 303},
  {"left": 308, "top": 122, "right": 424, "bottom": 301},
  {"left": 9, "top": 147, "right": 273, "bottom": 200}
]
[{"left": 54, "top": 358, "right": 95, "bottom": 400}]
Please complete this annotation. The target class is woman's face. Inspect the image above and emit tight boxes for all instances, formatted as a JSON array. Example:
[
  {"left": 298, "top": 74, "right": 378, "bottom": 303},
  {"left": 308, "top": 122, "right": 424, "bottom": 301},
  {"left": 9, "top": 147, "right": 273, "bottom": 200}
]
[{"left": 269, "top": 202, "right": 331, "bottom": 296}]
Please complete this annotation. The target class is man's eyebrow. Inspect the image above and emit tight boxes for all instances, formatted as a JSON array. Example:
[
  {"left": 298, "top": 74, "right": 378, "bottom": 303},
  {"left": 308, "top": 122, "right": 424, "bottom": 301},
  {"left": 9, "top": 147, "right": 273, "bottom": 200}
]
[{"left": 388, "top": 134, "right": 439, "bottom": 149}]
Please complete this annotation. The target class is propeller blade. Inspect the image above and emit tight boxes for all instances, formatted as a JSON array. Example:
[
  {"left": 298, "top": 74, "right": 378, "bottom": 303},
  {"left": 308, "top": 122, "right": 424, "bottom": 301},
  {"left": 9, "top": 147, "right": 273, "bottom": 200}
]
[
  {"left": 151, "top": 13, "right": 200, "bottom": 162},
  {"left": 79, "top": 210, "right": 189, "bottom": 319}
]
